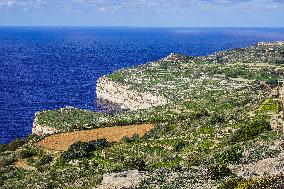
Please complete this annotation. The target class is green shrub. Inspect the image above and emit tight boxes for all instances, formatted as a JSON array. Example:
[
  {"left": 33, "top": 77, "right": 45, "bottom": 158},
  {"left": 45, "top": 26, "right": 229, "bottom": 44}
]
[
  {"left": 199, "top": 126, "right": 215, "bottom": 136},
  {"left": 0, "top": 154, "right": 17, "bottom": 166},
  {"left": 121, "top": 136, "right": 132, "bottom": 143},
  {"left": 218, "top": 146, "right": 243, "bottom": 164},
  {"left": 218, "top": 177, "right": 245, "bottom": 189},
  {"left": 207, "top": 164, "right": 232, "bottom": 180},
  {"left": 125, "top": 157, "right": 146, "bottom": 171},
  {"left": 27, "top": 134, "right": 44, "bottom": 143},
  {"left": 143, "top": 123, "right": 165, "bottom": 139},
  {"left": 62, "top": 139, "right": 110, "bottom": 161},
  {"left": 228, "top": 115, "right": 270, "bottom": 143},
  {"left": 20, "top": 147, "right": 39, "bottom": 159},
  {"left": 237, "top": 174, "right": 284, "bottom": 189},
  {"left": 0, "top": 144, "right": 6, "bottom": 154},
  {"left": 208, "top": 114, "right": 225, "bottom": 125},
  {"left": 149, "top": 114, "right": 165, "bottom": 123},
  {"left": 113, "top": 118, "right": 133, "bottom": 126},
  {"left": 108, "top": 72, "right": 124, "bottom": 82},
  {"left": 175, "top": 141, "right": 186, "bottom": 152},
  {"left": 219, "top": 174, "right": 284, "bottom": 189},
  {"left": 0, "top": 138, "right": 26, "bottom": 153},
  {"left": 199, "top": 140, "right": 214, "bottom": 152},
  {"left": 193, "top": 109, "right": 210, "bottom": 119},
  {"left": 35, "top": 154, "right": 53, "bottom": 170},
  {"left": 121, "top": 134, "right": 141, "bottom": 143},
  {"left": 187, "top": 153, "right": 200, "bottom": 166}
]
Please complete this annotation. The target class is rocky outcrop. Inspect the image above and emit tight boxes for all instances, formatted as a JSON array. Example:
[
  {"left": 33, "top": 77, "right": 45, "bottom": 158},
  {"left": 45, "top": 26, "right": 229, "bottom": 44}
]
[
  {"left": 32, "top": 124, "right": 58, "bottom": 136},
  {"left": 229, "top": 152, "right": 284, "bottom": 178},
  {"left": 96, "top": 170, "right": 145, "bottom": 189},
  {"left": 32, "top": 112, "right": 58, "bottom": 136},
  {"left": 96, "top": 76, "right": 168, "bottom": 110}
]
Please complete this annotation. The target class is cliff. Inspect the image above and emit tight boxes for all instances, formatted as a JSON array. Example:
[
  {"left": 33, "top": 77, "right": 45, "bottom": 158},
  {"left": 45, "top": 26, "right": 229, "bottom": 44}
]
[
  {"left": 96, "top": 76, "right": 168, "bottom": 110},
  {"left": 32, "top": 124, "right": 58, "bottom": 136},
  {"left": 32, "top": 112, "right": 59, "bottom": 136},
  {"left": 3, "top": 41, "right": 284, "bottom": 189}
]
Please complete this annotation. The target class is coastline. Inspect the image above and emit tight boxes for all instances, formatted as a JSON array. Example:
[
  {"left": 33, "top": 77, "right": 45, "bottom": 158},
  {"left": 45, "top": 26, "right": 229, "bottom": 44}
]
[
  {"left": 2, "top": 27, "right": 284, "bottom": 144},
  {"left": 96, "top": 76, "right": 168, "bottom": 110},
  {"left": 31, "top": 40, "right": 284, "bottom": 136},
  {"left": 32, "top": 112, "right": 60, "bottom": 136},
  {"left": 3, "top": 40, "right": 284, "bottom": 188}
]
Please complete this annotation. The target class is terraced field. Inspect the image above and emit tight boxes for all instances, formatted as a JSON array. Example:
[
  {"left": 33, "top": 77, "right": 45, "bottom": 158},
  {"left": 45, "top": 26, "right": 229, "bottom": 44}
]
[
  {"left": 37, "top": 124, "right": 154, "bottom": 151},
  {"left": 107, "top": 54, "right": 283, "bottom": 103},
  {"left": 2, "top": 41, "right": 284, "bottom": 189}
]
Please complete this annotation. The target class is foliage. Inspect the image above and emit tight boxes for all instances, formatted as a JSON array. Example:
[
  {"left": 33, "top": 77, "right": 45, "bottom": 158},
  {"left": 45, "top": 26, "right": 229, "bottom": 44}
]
[
  {"left": 218, "top": 145, "right": 243, "bottom": 164},
  {"left": 218, "top": 177, "right": 246, "bottom": 189},
  {"left": 0, "top": 138, "right": 26, "bottom": 153},
  {"left": 121, "top": 134, "right": 141, "bottom": 143},
  {"left": 124, "top": 157, "right": 146, "bottom": 171},
  {"left": 2, "top": 42, "right": 284, "bottom": 188},
  {"left": 228, "top": 115, "right": 271, "bottom": 144},
  {"left": 207, "top": 164, "right": 233, "bottom": 180},
  {"left": 20, "top": 146, "right": 41, "bottom": 159},
  {"left": 61, "top": 139, "right": 110, "bottom": 162},
  {"left": 219, "top": 174, "right": 284, "bottom": 189},
  {"left": 35, "top": 154, "right": 53, "bottom": 170},
  {"left": 256, "top": 98, "right": 280, "bottom": 114},
  {"left": 0, "top": 154, "right": 17, "bottom": 167},
  {"left": 175, "top": 141, "right": 186, "bottom": 152},
  {"left": 107, "top": 72, "right": 124, "bottom": 82}
]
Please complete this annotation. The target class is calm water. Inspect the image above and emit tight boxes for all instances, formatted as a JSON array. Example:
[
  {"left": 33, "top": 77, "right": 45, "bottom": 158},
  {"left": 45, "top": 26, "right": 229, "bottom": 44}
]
[{"left": 1, "top": 27, "right": 284, "bottom": 144}]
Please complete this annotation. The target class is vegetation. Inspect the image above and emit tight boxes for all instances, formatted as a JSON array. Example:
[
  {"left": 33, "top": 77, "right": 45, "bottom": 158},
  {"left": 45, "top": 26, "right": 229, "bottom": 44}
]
[
  {"left": 1, "top": 41, "right": 284, "bottom": 188},
  {"left": 219, "top": 174, "right": 284, "bottom": 189},
  {"left": 217, "top": 145, "right": 243, "bottom": 164},
  {"left": 228, "top": 115, "right": 271, "bottom": 144},
  {"left": 61, "top": 139, "right": 110, "bottom": 162},
  {"left": 207, "top": 164, "right": 233, "bottom": 180}
]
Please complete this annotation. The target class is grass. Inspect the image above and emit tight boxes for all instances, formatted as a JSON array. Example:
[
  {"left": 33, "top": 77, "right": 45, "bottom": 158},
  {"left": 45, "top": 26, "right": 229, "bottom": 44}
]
[
  {"left": 256, "top": 98, "right": 280, "bottom": 115},
  {"left": 1, "top": 42, "right": 284, "bottom": 188}
]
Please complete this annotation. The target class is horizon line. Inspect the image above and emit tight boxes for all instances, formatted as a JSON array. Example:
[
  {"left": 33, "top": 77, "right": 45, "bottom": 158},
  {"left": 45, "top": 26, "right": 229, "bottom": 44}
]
[{"left": 0, "top": 25, "right": 284, "bottom": 28}]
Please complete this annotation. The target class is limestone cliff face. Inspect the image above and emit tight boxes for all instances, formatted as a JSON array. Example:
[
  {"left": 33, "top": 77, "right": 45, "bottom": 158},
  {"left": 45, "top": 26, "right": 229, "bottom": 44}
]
[
  {"left": 96, "top": 76, "right": 168, "bottom": 110},
  {"left": 32, "top": 112, "right": 58, "bottom": 136}
]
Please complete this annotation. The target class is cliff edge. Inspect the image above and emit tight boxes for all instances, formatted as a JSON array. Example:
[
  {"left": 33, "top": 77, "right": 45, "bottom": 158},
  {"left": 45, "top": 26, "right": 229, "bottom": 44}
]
[
  {"left": 32, "top": 112, "right": 59, "bottom": 135},
  {"left": 96, "top": 76, "right": 168, "bottom": 110}
]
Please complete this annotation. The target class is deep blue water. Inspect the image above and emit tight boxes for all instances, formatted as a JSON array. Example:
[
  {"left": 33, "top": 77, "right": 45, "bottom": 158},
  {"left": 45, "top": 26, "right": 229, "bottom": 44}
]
[{"left": 1, "top": 27, "right": 284, "bottom": 144}]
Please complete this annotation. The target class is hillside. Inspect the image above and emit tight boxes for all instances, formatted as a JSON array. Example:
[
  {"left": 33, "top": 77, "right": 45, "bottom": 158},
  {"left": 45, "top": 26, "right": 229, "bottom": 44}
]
[{"left": 1, "top": 41, "right": 284, "bottom": 189}]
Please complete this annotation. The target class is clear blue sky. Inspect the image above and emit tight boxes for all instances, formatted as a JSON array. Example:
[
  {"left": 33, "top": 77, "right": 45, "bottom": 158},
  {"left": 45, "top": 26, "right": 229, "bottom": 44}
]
[{"left": 0, "top": 0, "right": 284, "bottom": 27}]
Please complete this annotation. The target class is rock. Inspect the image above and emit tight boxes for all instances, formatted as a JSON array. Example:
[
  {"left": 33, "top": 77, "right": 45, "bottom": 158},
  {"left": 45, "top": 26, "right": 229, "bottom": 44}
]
[
  {"left": 96, "top": 170, "right": 145, "bottom": 189},
  {"left": 32, "top": 112, "right": 58, "bottom": 135},
  {"left": 229, "top": 153, "right": 284, "bottom": 178},
  {"left": 32, "top": 124, "right": 58, "bottom": 136},
  {"left": 96, "top": 76, "right": 168, "bottom": 110}
]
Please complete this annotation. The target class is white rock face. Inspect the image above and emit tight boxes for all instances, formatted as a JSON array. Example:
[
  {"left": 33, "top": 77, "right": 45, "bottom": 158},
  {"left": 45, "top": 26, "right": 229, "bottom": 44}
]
[
  {"left": 96, "top": 76, "right": 168, "bottom": 110},
  {"left": 32, "top": 124, "right": 58, "bottom": 136},
  {"left": 32, "top": 112, "right": 58, "bottom": 135},
  {"left": 96, "top": 170, "right": 145, "bottom": 189}
]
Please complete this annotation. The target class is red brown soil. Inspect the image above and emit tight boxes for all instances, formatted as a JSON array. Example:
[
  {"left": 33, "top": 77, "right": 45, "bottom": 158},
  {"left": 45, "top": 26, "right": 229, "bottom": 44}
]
[{"left": 37, "top": 124, "right": 154, "bottom": 151}]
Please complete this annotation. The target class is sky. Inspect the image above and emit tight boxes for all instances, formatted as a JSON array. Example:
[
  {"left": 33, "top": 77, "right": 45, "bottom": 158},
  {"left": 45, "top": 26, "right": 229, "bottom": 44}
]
[{"left": 0, "top": 0, "right": 284, "bottom": 27}]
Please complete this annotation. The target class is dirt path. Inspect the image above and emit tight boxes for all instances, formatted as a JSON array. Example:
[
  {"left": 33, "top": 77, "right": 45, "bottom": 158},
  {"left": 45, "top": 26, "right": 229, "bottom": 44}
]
[
  {"left": 37, "top": 124, "right": 154, "bottom": 151},
  {"left": 14, "top": 159, "right": 36, "bottom": 171}
]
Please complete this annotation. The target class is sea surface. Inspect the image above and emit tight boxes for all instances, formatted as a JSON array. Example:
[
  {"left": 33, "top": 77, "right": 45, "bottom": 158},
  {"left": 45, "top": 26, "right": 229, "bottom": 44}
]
[{"left": 1, "top": 27, "right": 284, "bottom": 144}]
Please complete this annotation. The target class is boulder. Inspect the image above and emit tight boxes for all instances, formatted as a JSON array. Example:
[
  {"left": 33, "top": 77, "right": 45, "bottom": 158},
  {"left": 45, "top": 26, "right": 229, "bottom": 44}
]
[{"left": 96, "top": 170, "right": 145, "bottom": 189}]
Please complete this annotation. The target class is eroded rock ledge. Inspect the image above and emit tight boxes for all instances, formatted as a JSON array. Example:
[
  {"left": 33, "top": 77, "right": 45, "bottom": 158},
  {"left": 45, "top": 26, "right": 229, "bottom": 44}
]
[
  {"left": 96, "top": 76, "right": 168, "bottom": 111},
  {"left": 32, "top": 112, "right": 59, "bottom": 136},
  {"left": 32, "top": 124, "right": 58, "bottom": 136}
]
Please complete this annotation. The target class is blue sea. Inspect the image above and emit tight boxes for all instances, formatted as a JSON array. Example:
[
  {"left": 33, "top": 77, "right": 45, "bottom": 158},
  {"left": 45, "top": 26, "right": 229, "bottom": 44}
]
[{"left": 1, "top": 27, "right": 284, "bottom": 144}]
